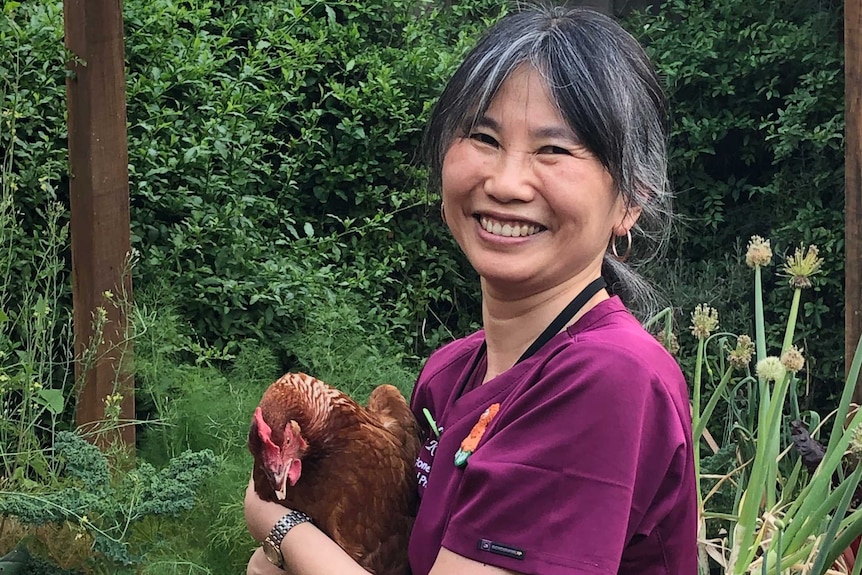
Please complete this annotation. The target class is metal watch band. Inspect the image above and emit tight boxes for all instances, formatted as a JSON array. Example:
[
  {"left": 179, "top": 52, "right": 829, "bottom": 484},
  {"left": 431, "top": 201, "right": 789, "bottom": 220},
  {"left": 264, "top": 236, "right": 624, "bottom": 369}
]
[{"left": 263, "top": 510, "right": 312, "bottom": 567}]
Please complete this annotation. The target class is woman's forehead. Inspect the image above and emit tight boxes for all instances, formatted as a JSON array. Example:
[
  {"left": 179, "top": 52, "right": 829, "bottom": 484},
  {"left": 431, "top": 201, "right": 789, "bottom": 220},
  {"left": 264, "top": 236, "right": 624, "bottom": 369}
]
[{"left": 463, "top": 64, "right": 562, "bottom": 117}]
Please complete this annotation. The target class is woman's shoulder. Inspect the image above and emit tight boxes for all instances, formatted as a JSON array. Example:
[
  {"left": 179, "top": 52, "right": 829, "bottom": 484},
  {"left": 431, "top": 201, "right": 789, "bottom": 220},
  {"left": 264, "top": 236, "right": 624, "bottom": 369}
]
[
  {"left": 540, "top": 297, "right": 689, "bottom": 410},
  {"left": 424, "top": 330, "right": 484, "bottom": 373},
  {"left": 566, "top": 297, "right": 680, "bottom": 372}
]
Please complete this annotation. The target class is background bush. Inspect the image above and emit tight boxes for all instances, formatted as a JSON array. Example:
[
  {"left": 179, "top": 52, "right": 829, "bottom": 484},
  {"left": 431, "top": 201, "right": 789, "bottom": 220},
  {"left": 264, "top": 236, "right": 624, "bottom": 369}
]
[
  {"left": 2, "top": 0, "right": 846, "bottom": 391},
  {"left": 629, "top": 0, "right": 845, "bottom": 403},
  {"left": 122, "top": 0, "right": 502, "bottom": 362}
]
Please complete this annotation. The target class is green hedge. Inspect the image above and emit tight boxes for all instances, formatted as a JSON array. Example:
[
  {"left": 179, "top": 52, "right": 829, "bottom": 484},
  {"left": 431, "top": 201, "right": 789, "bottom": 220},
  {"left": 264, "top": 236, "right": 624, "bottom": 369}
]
[
  {"left": 629, "top": 0, "right": 845, "bottom": 401},
  {"left": 122, "top": 0, "right": 502, "bottom": 358}
]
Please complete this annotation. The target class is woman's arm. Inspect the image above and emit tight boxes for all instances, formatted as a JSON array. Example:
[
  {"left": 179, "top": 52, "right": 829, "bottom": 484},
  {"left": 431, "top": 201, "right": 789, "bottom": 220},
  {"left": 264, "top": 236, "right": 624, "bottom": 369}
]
[
  {"left": 247, "top": 547, "right": 289, "bottom": 575},
  {"left": 429, "top": 548, "right": 521, "bottom": 575},
  {"left": 245, "top": 480, "right": 521, "bottom": 575},
  {"left": 244, "top": 479, "right": 369, "bottom": 575}
]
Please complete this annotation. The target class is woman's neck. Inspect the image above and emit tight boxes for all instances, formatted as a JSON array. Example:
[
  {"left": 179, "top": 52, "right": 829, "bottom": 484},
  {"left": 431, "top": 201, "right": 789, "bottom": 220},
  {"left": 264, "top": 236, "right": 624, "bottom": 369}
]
[{"left": 479, "top": 275, "right": 608, "bottom": 383}]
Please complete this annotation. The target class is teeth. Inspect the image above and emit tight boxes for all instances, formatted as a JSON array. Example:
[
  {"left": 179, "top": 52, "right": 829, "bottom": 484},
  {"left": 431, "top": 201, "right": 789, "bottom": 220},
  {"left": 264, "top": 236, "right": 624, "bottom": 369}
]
[{"left": 479, "top": 217, "right": 540, "bottom": 238}]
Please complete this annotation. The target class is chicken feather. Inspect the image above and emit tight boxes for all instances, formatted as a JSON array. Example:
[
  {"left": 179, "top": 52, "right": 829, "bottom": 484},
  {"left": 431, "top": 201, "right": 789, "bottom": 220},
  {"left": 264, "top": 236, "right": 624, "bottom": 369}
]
[{"left": 248, "top": 372, "right": 420, "bottom": 575}]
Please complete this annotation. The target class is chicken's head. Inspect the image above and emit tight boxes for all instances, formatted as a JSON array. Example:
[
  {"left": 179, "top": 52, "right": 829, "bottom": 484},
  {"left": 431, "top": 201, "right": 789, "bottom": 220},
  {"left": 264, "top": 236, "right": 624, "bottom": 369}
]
[{"left": 252, "top": 407, "right": 308, "bottom": 500}]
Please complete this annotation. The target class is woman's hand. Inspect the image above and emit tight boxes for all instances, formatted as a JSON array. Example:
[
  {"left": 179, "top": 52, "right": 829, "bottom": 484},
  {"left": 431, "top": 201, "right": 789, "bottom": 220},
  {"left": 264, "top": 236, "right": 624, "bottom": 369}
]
[
  {"left": 247, "top": 547, "right": 289, "bottom": 575},
  {"left": 244, "top": 477, "right": 292, "bottom": 542},
  {"left": 243, "top": 477, "right": 368, "bottom": 575}
]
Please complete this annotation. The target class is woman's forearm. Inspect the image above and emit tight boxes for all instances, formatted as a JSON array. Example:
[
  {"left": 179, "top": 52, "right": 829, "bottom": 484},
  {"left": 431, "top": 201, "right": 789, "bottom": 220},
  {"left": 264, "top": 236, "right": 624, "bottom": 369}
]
[
  {"left": 245, "top": 479, "right": 368, "bottom": 575},
  {"left": 277, "top": 522, "right": 371, "bottom": 575}
]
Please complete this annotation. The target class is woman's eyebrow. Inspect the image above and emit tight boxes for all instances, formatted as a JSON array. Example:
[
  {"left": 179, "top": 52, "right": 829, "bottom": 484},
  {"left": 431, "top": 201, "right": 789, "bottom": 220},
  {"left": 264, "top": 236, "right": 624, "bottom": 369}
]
[
  {"left": 532, "top": 126, "right": 580, "bottom": 143},
  {"left": 472, "top": 116, "right": 500, "bottom": 131}
]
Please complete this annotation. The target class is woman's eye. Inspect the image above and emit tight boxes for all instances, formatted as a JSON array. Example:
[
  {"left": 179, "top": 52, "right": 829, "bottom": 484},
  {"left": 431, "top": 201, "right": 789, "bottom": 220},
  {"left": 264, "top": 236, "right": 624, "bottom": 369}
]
[
  {"left": 469, "top": 132, "right": 498, "bottom": 147},
  {"left": 539, "top": 145, "right": 571, "bottom": 155}
]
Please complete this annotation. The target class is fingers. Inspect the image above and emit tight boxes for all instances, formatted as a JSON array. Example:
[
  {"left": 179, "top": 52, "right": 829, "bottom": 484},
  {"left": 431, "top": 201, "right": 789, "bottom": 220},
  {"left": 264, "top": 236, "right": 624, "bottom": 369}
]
[
  {"left": 247, "top": 547, "right": 286, "bottom": 575},
  {"left": 244, "top": 481, "right": 294, "bottom": 542}
]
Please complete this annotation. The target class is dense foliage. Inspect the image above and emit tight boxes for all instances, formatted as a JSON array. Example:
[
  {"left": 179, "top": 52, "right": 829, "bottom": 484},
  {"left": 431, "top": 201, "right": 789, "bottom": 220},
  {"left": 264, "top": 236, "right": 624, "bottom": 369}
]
[
  {"left": 121, "top": 0, "right": 502, "bottom": 360},
  {"left": 630, "top": 0, "right": 845, "bottom": 401},
  {"left": 0, "top": 432, "right": 216, "bottom": 565},
  {"left": 2, "top": 0, "right": 846, "bottom": 390}
]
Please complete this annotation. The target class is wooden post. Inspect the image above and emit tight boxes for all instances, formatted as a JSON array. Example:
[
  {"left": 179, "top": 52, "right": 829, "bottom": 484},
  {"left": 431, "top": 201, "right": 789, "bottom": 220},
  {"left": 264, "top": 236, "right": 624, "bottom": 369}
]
[
  {"left": 849, "top": 0, "right": 862, "bottom": 400},
  {"left": 64, "top": 0, "right": 135, "bottom": 446}
]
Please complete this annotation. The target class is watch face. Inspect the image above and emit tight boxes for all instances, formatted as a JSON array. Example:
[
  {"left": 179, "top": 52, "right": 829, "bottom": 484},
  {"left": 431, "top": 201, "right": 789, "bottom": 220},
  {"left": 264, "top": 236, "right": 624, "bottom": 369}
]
[{"left": 263, "top": 540, "right": 283, "bottom": 567}]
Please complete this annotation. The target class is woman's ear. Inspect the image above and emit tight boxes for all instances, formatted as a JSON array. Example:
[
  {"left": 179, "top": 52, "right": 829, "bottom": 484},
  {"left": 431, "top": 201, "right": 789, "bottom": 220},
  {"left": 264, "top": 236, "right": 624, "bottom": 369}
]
[{"left": 614, "top": 206, "right": 642, "bottom": 237}]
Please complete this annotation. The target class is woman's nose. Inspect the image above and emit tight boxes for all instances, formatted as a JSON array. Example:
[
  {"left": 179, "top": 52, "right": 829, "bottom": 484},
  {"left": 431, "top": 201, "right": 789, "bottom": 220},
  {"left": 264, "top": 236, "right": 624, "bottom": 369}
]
[{"left": 484, "top": 151, "right": 536, "bottom": 203}]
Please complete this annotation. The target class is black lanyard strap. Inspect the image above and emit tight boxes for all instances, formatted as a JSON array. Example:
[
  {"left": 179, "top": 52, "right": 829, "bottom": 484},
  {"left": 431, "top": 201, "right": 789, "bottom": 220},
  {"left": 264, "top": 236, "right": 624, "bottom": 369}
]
[
  {"left": 516, "top": 276, "right": 607, "bottom": 364},
  {"left": 457, "top": 276, "right": 607, "bottom": 399}
]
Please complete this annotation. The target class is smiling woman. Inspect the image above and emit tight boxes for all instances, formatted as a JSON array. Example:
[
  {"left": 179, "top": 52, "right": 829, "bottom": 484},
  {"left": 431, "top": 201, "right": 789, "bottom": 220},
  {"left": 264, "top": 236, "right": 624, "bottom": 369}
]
[
  {"left": 244, "top": 5, "right": 697, "bottom": 575},
  {"left": 440, "top": 66, "right": 633, "bottom": 303}
]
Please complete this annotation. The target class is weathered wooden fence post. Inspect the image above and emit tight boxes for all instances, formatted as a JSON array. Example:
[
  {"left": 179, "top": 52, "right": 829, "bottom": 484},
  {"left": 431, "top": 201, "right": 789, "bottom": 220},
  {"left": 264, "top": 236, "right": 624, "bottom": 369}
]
[
  {"left": 848, "top": 0, "right": 862, "bottom": 401},
  {"left": 64, "top": 0, "right": 135, "bottom": 446}
]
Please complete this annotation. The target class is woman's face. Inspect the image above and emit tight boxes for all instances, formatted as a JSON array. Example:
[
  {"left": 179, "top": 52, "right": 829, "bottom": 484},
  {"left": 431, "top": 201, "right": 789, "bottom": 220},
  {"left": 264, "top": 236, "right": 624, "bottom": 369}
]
[{"left": 441, "top": 66, "right": 639, "bottom": 299}]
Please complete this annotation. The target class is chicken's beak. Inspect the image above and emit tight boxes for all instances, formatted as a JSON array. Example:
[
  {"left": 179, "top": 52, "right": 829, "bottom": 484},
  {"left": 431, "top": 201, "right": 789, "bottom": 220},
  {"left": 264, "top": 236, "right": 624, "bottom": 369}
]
[
  {"left": 271, "top": 458, "right": 302, "bottom": 500},
  {"left": 272, "top": 466, "right": 289, "bottom": 500}
]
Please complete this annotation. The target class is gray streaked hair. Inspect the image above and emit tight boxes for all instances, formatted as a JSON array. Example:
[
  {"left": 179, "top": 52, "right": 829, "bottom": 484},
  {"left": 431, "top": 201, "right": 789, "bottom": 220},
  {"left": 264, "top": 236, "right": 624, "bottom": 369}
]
[{"left": 424, "top": 3, "right": 671, "bottom": 318}]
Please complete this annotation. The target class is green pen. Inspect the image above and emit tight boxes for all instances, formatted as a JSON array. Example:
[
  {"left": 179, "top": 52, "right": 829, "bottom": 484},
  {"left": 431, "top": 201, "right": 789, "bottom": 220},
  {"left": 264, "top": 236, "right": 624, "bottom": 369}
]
[{"left": 422, "top": 408, "right": 440, "bottom": 439}]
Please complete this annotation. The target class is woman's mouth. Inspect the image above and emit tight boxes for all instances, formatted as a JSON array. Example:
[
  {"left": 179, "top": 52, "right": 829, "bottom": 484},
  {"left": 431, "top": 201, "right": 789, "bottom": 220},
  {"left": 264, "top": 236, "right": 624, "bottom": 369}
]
[{"left": 478, "top": 216, "right": 543, "bottom": 238}]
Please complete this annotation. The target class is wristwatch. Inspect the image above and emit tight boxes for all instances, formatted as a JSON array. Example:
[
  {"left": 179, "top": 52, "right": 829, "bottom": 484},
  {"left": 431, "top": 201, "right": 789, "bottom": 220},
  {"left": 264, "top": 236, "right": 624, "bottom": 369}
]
[{"left": 262, "top": 510, "right": 312, "bottom": 568}]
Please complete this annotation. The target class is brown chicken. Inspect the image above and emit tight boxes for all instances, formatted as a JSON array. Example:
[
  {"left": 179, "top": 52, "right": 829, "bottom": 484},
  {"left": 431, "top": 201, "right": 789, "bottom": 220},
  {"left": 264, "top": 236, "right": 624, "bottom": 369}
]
[{"left": 248, "top": 372, "right": 420, "bottom": 575}]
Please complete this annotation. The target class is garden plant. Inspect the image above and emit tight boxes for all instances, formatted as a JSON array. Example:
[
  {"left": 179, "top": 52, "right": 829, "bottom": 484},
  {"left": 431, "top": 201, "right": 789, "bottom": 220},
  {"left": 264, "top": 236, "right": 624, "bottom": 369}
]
[{"left": 660, "top": 237, "right": 862, "bottom": 575}]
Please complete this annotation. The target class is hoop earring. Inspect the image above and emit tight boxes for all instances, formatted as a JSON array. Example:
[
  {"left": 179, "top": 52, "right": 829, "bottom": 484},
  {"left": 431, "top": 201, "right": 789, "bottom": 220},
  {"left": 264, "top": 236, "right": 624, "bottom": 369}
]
[{"left": 611, "top": 229, "right": 632, "bottom": 262}]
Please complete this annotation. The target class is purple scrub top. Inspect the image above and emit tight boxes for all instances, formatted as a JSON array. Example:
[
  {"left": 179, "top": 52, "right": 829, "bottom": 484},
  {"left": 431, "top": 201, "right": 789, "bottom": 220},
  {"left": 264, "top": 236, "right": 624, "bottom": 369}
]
[{"left": 409, "top": 297, "right": 697, "bottom": 575}]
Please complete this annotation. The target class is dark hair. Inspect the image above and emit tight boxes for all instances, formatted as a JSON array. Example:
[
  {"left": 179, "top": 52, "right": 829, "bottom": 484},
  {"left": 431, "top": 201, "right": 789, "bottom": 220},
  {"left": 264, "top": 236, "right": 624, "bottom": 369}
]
[{"left": 424, "top": 4, "right": 671, "bottom": 317}]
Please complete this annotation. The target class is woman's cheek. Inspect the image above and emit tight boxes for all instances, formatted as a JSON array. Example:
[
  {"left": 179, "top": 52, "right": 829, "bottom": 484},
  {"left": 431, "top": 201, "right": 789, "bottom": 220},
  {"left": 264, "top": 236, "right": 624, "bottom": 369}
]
[{"left": 442, "top": 141, "right": 489, "bottom": 194}]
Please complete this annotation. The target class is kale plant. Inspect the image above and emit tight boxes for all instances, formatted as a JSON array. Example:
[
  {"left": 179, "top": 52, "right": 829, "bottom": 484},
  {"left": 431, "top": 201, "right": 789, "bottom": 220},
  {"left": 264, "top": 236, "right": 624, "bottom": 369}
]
[{"left": 0, "top": 431, "right": 216, "bottom": 568}]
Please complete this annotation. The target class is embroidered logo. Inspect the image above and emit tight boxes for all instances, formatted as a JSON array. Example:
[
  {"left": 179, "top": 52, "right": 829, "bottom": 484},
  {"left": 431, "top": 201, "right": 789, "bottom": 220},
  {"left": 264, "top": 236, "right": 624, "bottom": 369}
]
[
  {"left": 416, "top": 408, "right": 442, "bottom": 492},
  {"left": 454, "top": 403, "right": 500, "bottom": 467}
]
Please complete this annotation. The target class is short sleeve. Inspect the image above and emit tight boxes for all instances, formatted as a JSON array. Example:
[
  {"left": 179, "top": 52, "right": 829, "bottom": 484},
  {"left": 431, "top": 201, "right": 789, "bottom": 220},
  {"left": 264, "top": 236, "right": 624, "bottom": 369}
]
[{"left": 440, "top": 346, "right": 690, "bottom": 574}]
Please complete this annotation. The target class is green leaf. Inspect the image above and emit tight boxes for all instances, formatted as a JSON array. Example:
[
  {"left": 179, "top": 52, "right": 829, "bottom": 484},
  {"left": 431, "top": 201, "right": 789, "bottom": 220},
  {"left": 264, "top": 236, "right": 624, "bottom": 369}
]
[
  {"left": 33, "top": 296, "right": 49, "bottom": 318},
  {"left": 35, "top": 388, "right": 65, "bottom": 415},
  {"left": 303, "top": 222, "right": 314, "bottom": 238}
]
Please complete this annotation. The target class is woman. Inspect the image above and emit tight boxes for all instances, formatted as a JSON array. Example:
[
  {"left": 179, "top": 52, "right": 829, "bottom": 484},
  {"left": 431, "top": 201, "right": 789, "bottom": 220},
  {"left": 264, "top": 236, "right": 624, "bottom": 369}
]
[{"left": 245, "top": 5, "right": 698, "bottom": 574}]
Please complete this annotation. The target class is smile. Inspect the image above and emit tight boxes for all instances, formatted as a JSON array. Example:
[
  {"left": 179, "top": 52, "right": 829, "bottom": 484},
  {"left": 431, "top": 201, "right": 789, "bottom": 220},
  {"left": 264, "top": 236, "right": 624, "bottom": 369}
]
[{"left": 478, "top": 216, "right": 543, "bottom": 238}]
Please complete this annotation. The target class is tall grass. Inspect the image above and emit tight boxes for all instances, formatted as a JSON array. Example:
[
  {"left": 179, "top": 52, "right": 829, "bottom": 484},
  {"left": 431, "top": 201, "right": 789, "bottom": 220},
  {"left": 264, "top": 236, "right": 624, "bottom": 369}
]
[{"left": 0, "top": 35, "right": 73, "bottom": 487}]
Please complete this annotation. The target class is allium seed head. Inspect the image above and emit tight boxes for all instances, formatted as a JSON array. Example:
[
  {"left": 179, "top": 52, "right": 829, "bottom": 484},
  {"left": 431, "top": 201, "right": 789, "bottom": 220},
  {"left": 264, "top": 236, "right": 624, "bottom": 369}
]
[
  {"left": 655, "top": 331, "right": 680, "bottom": 356},
  {"left": 783, "top": 245, "right": 823, "bottom": 289},
  {"left": 849, "top": 421, "right": 862, "bottom": 457},
  {"left": 756, "top": 357, "right": 786, "bottom": 383},
  {"left": 690, "top": 304, "right": 719, "bottom": 341},
  {"left": 746, "top": 236, "right": 773, "bottom": 268},
  {"left": 780, "top": 347, "right": 805, "bottom": 373},
  {"left": 728, "top": 335, "right": 754, "bottom": 369}
]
